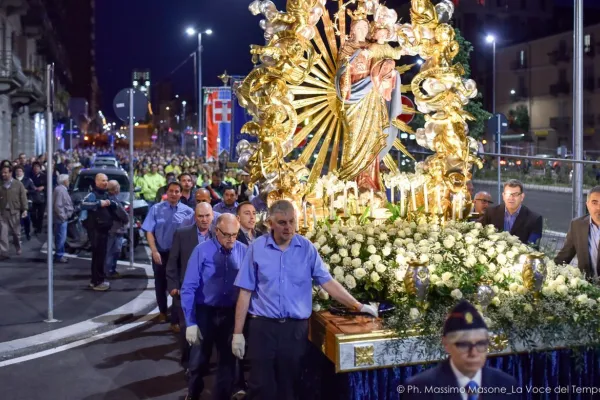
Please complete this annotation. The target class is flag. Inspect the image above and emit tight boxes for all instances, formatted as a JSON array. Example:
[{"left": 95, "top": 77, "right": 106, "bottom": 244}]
[
  {"left": 205, "top": 88, "right": 233, "bottom": 160},
  {"left": 230, "top": 91, "right": 256, "bottom": 162}
]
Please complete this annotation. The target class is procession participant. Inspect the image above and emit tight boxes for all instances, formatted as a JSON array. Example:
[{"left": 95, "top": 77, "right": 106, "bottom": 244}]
[
  {"left": 236, "top": 202, "right": 257, "bottom": 245},
  {"left": 142, "top": 182, "right": 194, "bottom": 324},
  {"left": 181, "top": 214, "right": 247, "bottom": 400},
  {"left": 167, "top": 202, "right": 216, "bottom": 368},
  {"left": 232, "top": 200, "right": 377, "bottom": 400},
  {"left": 213, "top": 187, "right": 238, "bottom": 215},
  {"left": 404, "top": 300, "right": 519, "bottom": 400}
]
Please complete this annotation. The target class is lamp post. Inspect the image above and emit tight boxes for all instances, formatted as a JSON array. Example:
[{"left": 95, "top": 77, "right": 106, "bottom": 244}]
[
  {"left": 181, "top": 100, "right": 187, "bottom": 154},
  {"left": 486, "top": 34, "right": 500, "bottom": 203},
  {"left": 573, "top": 0, "right": 584, "bottom": 218},
  {"left": 186, "top": 27, "right": 212, "bottom": 158}
]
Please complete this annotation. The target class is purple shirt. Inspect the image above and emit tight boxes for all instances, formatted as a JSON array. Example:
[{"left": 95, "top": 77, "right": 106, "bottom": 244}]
[
  {"left": 213, "top": 201, "right": 238, "bottom": 215},
  {"left": 234, "top": 233, "right": 332, "bottom": 319}
]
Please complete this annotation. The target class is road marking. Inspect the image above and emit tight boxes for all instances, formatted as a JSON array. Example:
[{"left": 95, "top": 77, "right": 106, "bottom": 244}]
[{"left": 0, "top": 309, "right": 160, "bottom": 367}]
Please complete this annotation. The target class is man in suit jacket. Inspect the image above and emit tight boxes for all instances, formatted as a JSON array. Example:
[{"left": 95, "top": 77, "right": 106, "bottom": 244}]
[
  {"left": 404, "top": 301, "right": 519, "bottom": 400},
  {"left": 167, "top": 202, "right": 216, "bottom": 370},
  {"left": 555, "top": 186, "right": 600, "bottom": 281},
  {"left": 236, "top": 201, "right": 258, "bottom": 245},
  {"left": 481, "top": 179, "right": 543, "bottom": 246}
]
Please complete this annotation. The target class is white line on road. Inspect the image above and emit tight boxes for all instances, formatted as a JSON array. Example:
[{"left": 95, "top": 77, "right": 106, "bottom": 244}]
[{"left": 0, "top": 308, "right": 160, "bottom": 368}]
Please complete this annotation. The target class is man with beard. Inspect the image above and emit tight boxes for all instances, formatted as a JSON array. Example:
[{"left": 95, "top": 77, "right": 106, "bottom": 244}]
[
  {"left": 213, "top": 187, "right": 238, "bottom": 215},
  {"left": 179, "top": 173, "right": 197, "bottom": 209}
]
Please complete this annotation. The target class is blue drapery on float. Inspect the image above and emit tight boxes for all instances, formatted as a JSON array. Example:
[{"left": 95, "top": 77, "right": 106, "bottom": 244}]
[{"left": 301, "top": 345, "right": 600, "bottom": 399}]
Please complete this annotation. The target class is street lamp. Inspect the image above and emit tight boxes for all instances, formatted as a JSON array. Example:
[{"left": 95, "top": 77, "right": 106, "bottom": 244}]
[
  {"left": 486, "top": 34, "right": 500, "bottom": 203},
  {"left": 186, "top": 26, "right": 213, "bottom": 157},
  {"left": 510, "top": 89, "right": 516, "bottom": 95}
]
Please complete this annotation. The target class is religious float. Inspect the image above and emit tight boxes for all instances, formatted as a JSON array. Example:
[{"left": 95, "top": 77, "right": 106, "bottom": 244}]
[{"left": 235, "top": 0, "right": 600, "bottom": 398}]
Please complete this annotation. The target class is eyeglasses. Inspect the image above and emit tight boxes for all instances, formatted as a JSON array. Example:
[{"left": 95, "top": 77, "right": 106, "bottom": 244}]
[
  {"left": 217, "top": 227, "right": 239, "bottom": 239},
  {"left": 503, "top": 192, "right": 522, "bottom": 198},
  {"left": 474, "top": 199, "right": 492, "bottom": 204},
  {"left": 454, "top": 340, "right": 489, "bottom": 353}
]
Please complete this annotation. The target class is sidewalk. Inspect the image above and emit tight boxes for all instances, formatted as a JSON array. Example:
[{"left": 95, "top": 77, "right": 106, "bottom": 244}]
[{"left": 0, "top": 237, "right": 156, "bottom": 361}]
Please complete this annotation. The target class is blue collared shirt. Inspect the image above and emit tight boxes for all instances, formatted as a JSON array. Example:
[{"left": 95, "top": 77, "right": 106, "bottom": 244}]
[
  {"left": 234, "top": 233, "right": 332, "bottom": 319},
  {"left": 589, "top": 219, "right": 600, "bottom": 278},
  {"left": 503, "top": 206, "right": 521, "bottom": 232},
  {"left": 213, "top": 201, "right": 238, "bottom": 215},
  {"left": 197, "top": 226, "right": 211, "bottom": 244},
  {"left": 141, "top": 201, "right": 194, "bottom": 251},
  {"left": 181, "top": 238, "right": 248, "bottom": 326}
]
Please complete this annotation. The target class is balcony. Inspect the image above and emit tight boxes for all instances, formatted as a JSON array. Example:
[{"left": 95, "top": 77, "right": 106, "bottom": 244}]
[
  {"left": 550, "top": 117, "right": 571, "bottom": 132},
  {"left": 548, "top": 49, "right": 571, "bottom": 64},
  {"left": 510, "top": 60, "right": 528, "bottom": 70},
  {"left": 550, "top": 81, "right": 570, "bottom": 96},
  {"left": 11, "top": 69, "right": 44, "bottom": 108},
  {"left": 0, "top": 52, "right": 27, "bottom": 94}
]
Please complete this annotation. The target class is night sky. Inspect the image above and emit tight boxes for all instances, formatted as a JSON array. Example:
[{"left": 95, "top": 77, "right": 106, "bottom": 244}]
[{"left": 95, "top": 0, "right": 588, "bottom": 121}]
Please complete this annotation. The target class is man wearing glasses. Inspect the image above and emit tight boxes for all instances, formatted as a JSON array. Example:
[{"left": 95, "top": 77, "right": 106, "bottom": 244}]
[
  {"left": 180, "top": 213, "right": 247, "bottom": 400},
  {"left": 480, "top": 179, "right": 543, "bottom": 246},
  {"left": 405, "top": 301, "right": 518, "bottom": 399},
  {"left": 473, "top": 191, "right": 493, "bottom": 215}
]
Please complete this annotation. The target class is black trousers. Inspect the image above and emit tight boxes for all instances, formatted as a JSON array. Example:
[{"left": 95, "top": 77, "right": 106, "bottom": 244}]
[
  {"left": 246, "top": 317, "right": 309, "bottom": 400},
  {"left": 89, "top": 230, "right": 108, "bottom": 286},
  {"left": 176, "top": 298, "right": 190, "bottom": 368},
  {"left": 151, "top": 250, "right": 171, "bottom": 316},
  {"left": 30, "top": 202, "right": 45, "bottom": 233},
  {"left": 188, "top": 304, "right": 236, "bottom": 400}
]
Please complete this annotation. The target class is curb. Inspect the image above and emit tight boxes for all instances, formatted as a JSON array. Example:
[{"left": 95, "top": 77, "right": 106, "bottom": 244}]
[
  {"left": 0, "top": 257, "right": 158, "bottom": 362},
  {"left": 474, "top": 179, "right": 588, "bottom": 194}
]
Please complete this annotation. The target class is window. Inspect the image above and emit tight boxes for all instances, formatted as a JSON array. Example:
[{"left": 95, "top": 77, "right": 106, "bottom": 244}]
[
  {"left": 520, "top": 49, "right": 526, "bottom": 67},
  {"left": 585, "top": 34, "right": 592, "bottom": 53}
]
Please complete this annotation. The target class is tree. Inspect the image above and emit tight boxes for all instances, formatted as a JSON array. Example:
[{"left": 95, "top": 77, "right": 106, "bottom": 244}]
[{"left": 508, "top": 104, "right": 530, "bottom": 133}]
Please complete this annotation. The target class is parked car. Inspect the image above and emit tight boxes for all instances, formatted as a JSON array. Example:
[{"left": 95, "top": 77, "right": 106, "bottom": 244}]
[{"left": 93, "top": 156, "right": 120, "bottom": 169}]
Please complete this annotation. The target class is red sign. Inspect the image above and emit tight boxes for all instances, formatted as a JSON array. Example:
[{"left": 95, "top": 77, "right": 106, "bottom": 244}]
[
  {"left": 397, "top": 95, "right": 415, "bottom": 124},
  {"left": 212, "top": 99, "right": 232, "bottom": 123}
]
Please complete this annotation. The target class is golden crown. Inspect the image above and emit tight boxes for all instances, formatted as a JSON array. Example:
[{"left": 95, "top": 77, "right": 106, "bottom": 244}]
[{"left": 347, "top": 3, "right": 368, "bottom": 21}]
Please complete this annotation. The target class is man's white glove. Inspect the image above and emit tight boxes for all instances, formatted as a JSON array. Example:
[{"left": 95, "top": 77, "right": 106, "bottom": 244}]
[
  {"left": 186, "top": 325, "right": 203, "bottom": 346},
  {"left": 360, "top": 303, "right": 379, "bottom": 318},
  {"left": 232, "top": 333, "right": 245, "bottom": 359}
]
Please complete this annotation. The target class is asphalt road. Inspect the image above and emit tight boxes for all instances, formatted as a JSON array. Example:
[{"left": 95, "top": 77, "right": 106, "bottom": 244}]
[
  {"left": 0, "top": 322, "right": 194, "bottom": 400},
  {"left": 474, "top": 183, "right": 575, "bottom": 233}
]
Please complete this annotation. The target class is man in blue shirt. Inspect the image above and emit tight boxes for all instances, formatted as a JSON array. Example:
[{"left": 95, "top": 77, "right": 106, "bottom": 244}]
[
  {"left": 142, "top": 182, "right": 194, "bottom": 325},
  {"left": 232, "top": 200, "right": 377, "bottom": 400},
  {"left": 181, "top": 213, "right": 247, "bottom": 400},
  {"left": 213, "top": 187, "right": 239, "bottom": 215},
  {"left": 167, "top": 202, "right": 217, "bottom": 367}
]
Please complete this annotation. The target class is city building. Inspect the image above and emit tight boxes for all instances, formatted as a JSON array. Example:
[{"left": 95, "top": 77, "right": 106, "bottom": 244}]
[{"left": 494, "top": 22, "right": 600, "bottom": 156}]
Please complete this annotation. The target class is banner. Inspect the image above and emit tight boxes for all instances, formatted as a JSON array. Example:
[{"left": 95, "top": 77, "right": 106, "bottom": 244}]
[
  {"left": 230, "top": 91, "right": 256, "bottom": 162},
  {"left": 205, "top": 88, "right": 232, "bottom": 160}
]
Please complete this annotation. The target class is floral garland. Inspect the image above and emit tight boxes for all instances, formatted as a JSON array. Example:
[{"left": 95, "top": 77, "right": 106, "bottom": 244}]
[{"left": 308, "top": 217, "right": 600, "bottom": 358}]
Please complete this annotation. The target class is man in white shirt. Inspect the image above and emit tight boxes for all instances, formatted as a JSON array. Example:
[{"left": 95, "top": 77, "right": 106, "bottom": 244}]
[{"left": 404, "top": 301, "right": 518, "bottom": 399}]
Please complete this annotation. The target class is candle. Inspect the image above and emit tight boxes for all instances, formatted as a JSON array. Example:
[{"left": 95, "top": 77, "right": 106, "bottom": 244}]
[
  {"left": 452, "top": 196, "right": 457, "bottom": 220},
  {"left": 400, "top": 187, "right": 405, "bottom": 217},
  {"left": 411, "top": 184, "right": 417, "bottom": 211},
  {"left": 343, "top": 186, "right": 348, "bottom": 216},
  {"left": 390, "top": 184, "right": 395, "bottom": 204},
  {"left": 423, "top": 184, "right": 429, "bottom": 213},
  {"left": 436, "top": 186, "right": 442, "bottom": 214},
  {"left": 329, "top": 193, "right": 335, "bottom": 220},
  {"left": 370, "top": 189, "right": 375, "bottom": 218},
  {"left": 312, "top": 205, "right": 317, "bottom": 228},
  {"left": 302, "top": 201, "right": 308, "bottom": 228},
  {"left": 458, "top": 194, "right": 464, "bottom": 220}
]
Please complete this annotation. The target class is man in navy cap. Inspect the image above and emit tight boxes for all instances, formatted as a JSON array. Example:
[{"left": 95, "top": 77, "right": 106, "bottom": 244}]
[{"left": 404, "top": 300, "right": 519, "bottom": 399}]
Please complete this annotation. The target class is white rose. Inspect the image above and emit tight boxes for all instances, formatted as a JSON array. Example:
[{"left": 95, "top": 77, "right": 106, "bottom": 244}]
[
  {"left": 365, "top": 227, "right": 375, "bottom": 236},
  {"left": 317, "top": 235, "right": 327, "bottom": 245},
  {"left": 556, "top": 284, "right": 569, "bottom": 296},
  {"left": 305, "top": 231, "right": 314, "bottom": 240},
  {"left": 587, "top": 298, "right": 597, "bottom": 307},
  {"left": 335, "top": 274, "right": 345, "bottom": 283},
  {"left": 347, "top": 231, "right": 356, "bottom": 240},
  {"left": 509, "top": 282, "right": 519, "bottom": 293},
  {"left": 333, "top": 266, "right": 344, "bottom": 276},
  {"left": 344, "top": 275, "right": 357, "bottom": 289},
  {"left": 486, "top": 247, "right": 496, "bottom": 258},
  {"left": 343, "top": 257, "right": 352, "bottom": 266},
  {"left": 379, "top": 233, "right": 388, "bottom": 241},
  {"left": 370, "top": 255, "right": 382, "bottom": 264},
  {"left": 409, "top": 308, "right": 420, "bottom": 321},
  {"left": 488, "top": 263, "right": 497, "bottom": 272},
  {"left": 406, "top": 243, "right": 417, "bottom": 252},
  {"left": 355, "top": 234, "right": 364, "bottom": 243},
  {"left": 351, "top": 247, "right": 360, "bottom": 257},
  {"left": 491, "top": 297, "right": 501, "bottom": 306},
  {"left": 340, "top": 226, "right": 349, "bottom": 234},
  {"left": 433, "top": 254, "right": 443, "bottom": 264},
  {"left": 524, "top": 304, "right": 533, "bottom": 313},
  {"left": 506, "top": 250, "right": 515, "bottom": 260},
  {"left": 351, "top": 258, "right": 362, "bottom": 268},
  {"left": 330, "top": 254, "right": 341, "bottom": 264},
  {"left": 313, "top": 303, "right": 321, "bottom": 312},
  {"left": 413, "top": 233, "right": 423, "bottom": 242},
  {"left": 393, "top": 238, "right": 403, "bottom": 247},
  {"left": 353, "top": 268, "right": 367, "bottom": 280},
  {"left": 337, "top": 237, "right": 348, "bottom": 247},
  {"left": 382, "top": 246, "right": 392, "bottom": 257},
  {"left": 441, "top": 272, "right": 453, "bottom": 282},
  {"left": 339, "top": 248, "right": 349, "bottom": 258},
  {"left": 314, "top": 243, "right": 321, "bottom": 251},
  {"left": 443, "top": 238, "right": 455, "bottom": 249},
  {"left": 430, "top": 274, "right": 441, "bottom": 284},
  {"left": 318, "top": 288, "right": 329, "bottom": 300},
  {"left": 376, "top": 263, "right": 387, "bottom": 273},
  {"left": 450, "top": 288, "right": 463, "bottom": 300},
  {"left": 404, "top": 228, "right": 412, "bottom": 236},
  {"left": 428, "top": 264, "right": 437, "bottom": 273},
  {"left": 367, "top": 245, "right": 377, "bottom": 254},
  {"left": 577, "top": 294, "right": 588, "bottom": 303},
  {"left": 321, "top": 245, "right": 333, "bottom": 255},
  {"left": 465, "top": 255, "right": 477, "bottom": 267},
  {"left": 496, "top": 253, "right": 507, "bottom": 266},
  {"left": 370, "top": 271, "right": 381, "bottom": 282},
  {"left": 366, "top": 237, "right": 375, "bottom": 245},
  {"left": 364, "top": 261, "right": 374, "bottom": 270},
  {"left": 478, "top": 254, "right": 488, "bottom": 264}
]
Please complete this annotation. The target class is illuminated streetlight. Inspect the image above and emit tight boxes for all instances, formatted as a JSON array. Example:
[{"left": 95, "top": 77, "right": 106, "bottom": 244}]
[
  {"left": 510, "top": 89, "right": 516, "bottom": 95},
  {"left": 486, "top": 34, "right": 495, "bottom": 44}
]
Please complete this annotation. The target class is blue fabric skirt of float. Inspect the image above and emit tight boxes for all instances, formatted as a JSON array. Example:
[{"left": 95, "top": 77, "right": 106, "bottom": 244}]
[{"left": 301, "top": 346, "right": 600, "bottom": 400}]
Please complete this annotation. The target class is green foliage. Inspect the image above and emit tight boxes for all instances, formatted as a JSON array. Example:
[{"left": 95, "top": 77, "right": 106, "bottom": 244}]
[{"left": 508, "top": 104, "right": 531, "bottom": 133}]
